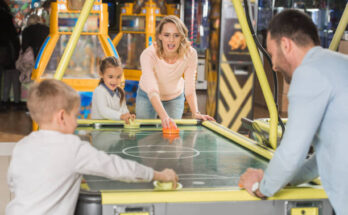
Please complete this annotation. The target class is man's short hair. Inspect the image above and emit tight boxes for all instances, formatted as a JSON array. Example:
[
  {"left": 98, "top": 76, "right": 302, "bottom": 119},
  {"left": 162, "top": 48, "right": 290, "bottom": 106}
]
[
  {"left": 27, "top": 79, "right": 80, "bottom": 124},
  {"left": 268, "top": 9, "right": 320, "bottom": 46}
]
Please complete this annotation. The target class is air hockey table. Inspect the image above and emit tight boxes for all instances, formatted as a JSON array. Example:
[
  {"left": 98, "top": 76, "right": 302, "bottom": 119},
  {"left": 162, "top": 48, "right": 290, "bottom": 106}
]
[{"left": 74, "top": 119, "right": 333, "bottom": 215}]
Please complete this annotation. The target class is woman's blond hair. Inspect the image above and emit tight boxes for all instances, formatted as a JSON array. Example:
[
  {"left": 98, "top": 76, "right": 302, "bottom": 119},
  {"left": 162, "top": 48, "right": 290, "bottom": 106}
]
[
  {"left": 27, "top": 79, "right": 80, "bottom": 124},
  {"left": 155, "top": 15, "right": 191, "bottom": 59}
]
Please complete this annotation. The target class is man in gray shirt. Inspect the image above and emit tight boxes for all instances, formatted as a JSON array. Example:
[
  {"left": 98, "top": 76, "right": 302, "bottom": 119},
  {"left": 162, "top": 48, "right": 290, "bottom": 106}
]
[{"left": 239, "top": 9, "right": 348, "bottom": 215}]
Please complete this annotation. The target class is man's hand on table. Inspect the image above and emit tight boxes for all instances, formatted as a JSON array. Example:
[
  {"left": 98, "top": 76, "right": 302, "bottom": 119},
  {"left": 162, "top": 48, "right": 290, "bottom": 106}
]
[{"left": 239, "top": 168, "right": 267, "bottom": 199}]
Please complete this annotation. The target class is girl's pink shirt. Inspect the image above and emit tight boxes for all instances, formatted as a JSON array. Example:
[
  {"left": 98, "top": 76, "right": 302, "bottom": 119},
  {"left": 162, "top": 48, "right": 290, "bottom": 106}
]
[{"left": 139, "top": 45, "right": 197, "bottom": 101}]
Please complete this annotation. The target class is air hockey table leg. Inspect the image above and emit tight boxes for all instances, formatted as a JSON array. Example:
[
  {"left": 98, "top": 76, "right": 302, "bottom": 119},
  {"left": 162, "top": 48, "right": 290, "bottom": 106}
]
[{"left": 75, "top": 190, "right": 102, "bottom": 215}]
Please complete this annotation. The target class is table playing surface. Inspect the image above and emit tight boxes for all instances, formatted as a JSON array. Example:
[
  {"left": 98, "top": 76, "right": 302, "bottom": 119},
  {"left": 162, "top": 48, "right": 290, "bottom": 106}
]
[{"left": 76, "top": 124, "right": 268, "bottom": 192}]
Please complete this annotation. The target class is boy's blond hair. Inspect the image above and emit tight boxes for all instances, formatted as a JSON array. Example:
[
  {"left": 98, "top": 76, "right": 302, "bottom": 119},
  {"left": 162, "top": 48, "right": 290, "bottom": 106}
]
[{"left": 27, "top": 79, "right": 80, "bottom": 124}]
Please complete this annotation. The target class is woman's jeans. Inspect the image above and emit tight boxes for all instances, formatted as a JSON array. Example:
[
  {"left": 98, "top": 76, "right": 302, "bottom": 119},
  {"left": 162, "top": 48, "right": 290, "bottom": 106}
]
[{"left": 136, "top": 87, "right": 185, "bottom": 119}]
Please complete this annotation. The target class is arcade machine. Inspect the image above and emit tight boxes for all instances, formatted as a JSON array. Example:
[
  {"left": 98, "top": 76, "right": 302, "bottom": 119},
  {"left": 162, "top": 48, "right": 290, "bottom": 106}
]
[
  {"left": 183, "top": 0, "right": 210, "bottom": 90},
  {"left": 244, "top": 2, "right": 348, "bottom": 147},
  {"left": 112, "top": 0, "right": 180, "bottom": 112},
  {"left": 31, "top": 0, "right": 119, "bottom": 118},
  {"left": 205, "top": 0, "right": 220, "bottom": 120},
  {"left": 206, "top": 0, "right": 258, "bottom": 133}
]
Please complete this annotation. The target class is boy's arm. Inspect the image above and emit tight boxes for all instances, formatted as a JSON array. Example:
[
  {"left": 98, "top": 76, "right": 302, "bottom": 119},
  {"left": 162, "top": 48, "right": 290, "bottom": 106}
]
[{"left": 74, "top": 140, "right": 154, "bottom": 182}]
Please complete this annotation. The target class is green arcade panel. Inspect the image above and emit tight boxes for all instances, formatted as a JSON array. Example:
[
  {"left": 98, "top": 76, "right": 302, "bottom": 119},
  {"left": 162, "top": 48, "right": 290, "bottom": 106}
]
[{"left": 74, "top": 119, "right": 333, "bottom": 215}]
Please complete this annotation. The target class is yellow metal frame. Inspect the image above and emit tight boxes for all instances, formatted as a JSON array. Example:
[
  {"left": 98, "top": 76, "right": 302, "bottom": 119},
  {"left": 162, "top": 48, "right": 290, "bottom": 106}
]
[
  {"left": 112, "top": 32, "right": 123, "bottom": 46},
  {"left": 254, "top": 118, "right": 286, "bottom": 138},
  {"left": 101, "top": 187, "right": 327, "bottom": 204},
  {"left": 54, "top": 0, "right": 95, "bottom": 80},
  {"left": 32, "top": 34, "right": 59, "bottom": 80},
  {"left": 144, "top": 0, "right": 157, "bottom": 48},
  {"left": 31, "top": 1, "right": 117, "bottom": 90},
  {"left": 124, "top": 69, "right": 143, "bottom": 81},
  {"left": 203, "top": 121, "right": 274, "bottom": 160},
  {"left": 329, "top": 3, "right": 348, "bottom": 51},
  {"left": 231, "top": 0, "right": 278, "bottom": 149}
]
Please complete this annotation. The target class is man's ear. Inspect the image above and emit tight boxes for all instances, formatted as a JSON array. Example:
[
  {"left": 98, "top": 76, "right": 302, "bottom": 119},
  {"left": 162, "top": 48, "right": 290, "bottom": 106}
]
[{"left": 280, "top": 36, "right": 292, "bottom": 55}]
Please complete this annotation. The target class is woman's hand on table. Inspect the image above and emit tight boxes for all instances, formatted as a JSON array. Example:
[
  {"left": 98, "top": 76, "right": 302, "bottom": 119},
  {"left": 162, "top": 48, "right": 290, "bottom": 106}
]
[
  {"left": 192, "top": 112, "right": 215, "bottom": 121},
  {"left": 121, "top": 113, "right": 136, "bottom": 124},
  {"left": 161, "top": 117, "right": 177, "bottom": 129}
]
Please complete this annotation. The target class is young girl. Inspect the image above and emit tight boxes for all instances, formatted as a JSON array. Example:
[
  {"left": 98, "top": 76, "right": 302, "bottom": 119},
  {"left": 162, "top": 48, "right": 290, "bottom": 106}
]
[{"left": 91, "top": 56, "right": 135, "bottom": 123}]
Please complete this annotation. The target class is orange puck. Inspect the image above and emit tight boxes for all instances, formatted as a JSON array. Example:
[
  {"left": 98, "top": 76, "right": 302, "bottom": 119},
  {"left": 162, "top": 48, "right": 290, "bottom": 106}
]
[{"left": 162, "top": 127, "right": 180, "bottom": 134}]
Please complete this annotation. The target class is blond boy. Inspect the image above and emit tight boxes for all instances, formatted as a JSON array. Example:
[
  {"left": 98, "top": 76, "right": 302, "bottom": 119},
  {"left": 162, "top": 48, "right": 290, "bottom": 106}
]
[{"left": 6, "top": 79, "right": 178, "bottom": 215}]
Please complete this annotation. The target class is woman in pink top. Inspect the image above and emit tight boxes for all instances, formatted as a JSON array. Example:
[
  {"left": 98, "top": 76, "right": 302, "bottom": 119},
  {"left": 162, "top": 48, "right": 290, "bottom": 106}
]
[{"left": 136, "top": 15, "right": 214, "bottom": 128}]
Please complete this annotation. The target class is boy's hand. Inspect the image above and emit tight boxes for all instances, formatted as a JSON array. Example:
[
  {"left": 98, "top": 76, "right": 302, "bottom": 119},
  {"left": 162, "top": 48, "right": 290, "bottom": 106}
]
[
  {"left": 153, "top": 169, "right": 178, "bottom": 189},
  {"left": 121, "top": 113, "right": 136, "bottom": 124}
]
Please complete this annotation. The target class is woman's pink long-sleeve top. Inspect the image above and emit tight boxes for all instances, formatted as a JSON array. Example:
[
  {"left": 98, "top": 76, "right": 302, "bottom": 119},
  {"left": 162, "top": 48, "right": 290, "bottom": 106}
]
[{"left": 138, "top": 45, "right": 197, "bottom": 101}]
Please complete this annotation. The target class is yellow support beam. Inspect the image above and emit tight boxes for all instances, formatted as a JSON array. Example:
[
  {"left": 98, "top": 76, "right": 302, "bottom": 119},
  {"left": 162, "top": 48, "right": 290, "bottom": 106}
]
[
  {"left": 54, "top": 0, "right": 95, "bottom": 80},
  {"left": 202, "top": 121, "right": 274, "bottom": 160},
  {"left": 329, "top": 3, "right": 348, "bottom": 51},
  {"left": 231, "top": 0, "right": 278, "bottom": 149},
  {"left": 112, "top": 32, "right": 123, "bottom": 46},
  {"left": 101, "top": 187, "right": 328, "bottom": 204}
]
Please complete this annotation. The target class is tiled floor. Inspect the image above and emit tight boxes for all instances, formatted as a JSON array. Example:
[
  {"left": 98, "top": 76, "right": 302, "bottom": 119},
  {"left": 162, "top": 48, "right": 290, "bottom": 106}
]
[{"left": 0, "top": 96, "right": 279, "bottom": 214}]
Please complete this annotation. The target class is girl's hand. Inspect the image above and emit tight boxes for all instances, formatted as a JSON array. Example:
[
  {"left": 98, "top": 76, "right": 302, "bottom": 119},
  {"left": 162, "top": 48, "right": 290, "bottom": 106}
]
[
  {"left": 121, "top": 113, "right": 135, "bottom": 124},
  {"left": 130, "top": 114, "right": 136, "bottom": 121},
  {"left": 192, "top": 112, "right": 215, "bottom": 121},
  {"left": 161, "top": 117, "right": 177, "bottom": 129}
]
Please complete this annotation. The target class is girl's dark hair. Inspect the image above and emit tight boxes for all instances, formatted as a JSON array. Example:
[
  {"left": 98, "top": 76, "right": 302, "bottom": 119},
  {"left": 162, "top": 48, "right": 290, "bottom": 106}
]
[
  {"left": 268, "top": 9, "right": 320, "bottom": 46},
  {"left": 99, "top": 56, "right": 125, "bottom": 104}
]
